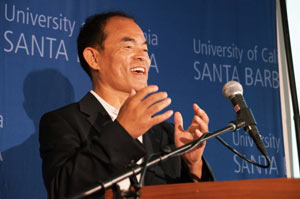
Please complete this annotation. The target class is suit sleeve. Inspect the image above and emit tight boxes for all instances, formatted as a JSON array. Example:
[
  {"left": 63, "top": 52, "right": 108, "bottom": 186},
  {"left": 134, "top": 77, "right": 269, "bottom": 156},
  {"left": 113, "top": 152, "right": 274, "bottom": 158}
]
[{"left": 39, "top": 109, "right": 146, "bottom": 199}]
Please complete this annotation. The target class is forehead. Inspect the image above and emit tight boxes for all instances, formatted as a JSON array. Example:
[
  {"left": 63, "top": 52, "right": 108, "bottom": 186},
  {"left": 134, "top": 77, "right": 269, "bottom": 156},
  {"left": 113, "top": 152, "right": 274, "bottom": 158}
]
[{"left": 103, "top": 17, "right": 146, "bottom": 42}]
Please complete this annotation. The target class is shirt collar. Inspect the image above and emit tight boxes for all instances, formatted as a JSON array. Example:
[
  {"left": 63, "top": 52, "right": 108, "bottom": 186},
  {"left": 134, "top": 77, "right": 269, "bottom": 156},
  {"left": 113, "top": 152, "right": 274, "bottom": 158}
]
[{"left": 90, "top": 90, "right": 119, "bottom": 121}]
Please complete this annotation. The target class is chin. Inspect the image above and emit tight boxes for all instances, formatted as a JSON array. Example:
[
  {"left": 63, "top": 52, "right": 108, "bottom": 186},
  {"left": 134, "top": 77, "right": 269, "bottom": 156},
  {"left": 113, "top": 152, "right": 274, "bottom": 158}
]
[{"left": 133, "top": 83, "right": 147, "bottom": 91}]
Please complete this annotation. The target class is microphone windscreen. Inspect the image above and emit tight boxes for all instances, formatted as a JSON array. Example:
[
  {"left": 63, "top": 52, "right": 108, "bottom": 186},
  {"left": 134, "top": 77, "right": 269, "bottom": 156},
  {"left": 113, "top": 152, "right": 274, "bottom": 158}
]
[{"left": 222, "top": 81, "right": 243, "bottom": 99}]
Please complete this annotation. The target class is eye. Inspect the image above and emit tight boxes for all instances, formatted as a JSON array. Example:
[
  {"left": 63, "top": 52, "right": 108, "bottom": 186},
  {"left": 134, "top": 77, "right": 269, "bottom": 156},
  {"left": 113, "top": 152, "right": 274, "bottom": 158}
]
[{"left": 143, "top": 49, "right": 148, "bottom": 52}]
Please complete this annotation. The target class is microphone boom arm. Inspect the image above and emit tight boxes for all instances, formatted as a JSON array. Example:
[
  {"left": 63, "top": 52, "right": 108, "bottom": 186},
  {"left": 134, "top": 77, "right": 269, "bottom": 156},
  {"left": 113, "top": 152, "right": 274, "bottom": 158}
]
[{"left": 69, "top": 119, "right": 245, "bottom": 199}]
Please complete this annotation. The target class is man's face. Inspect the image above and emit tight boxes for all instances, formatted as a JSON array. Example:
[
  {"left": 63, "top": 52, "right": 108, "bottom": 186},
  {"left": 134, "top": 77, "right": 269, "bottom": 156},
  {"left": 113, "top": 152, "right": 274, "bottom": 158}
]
[{"left": 96, "top": 17, "right": 151, "bottom": 94}]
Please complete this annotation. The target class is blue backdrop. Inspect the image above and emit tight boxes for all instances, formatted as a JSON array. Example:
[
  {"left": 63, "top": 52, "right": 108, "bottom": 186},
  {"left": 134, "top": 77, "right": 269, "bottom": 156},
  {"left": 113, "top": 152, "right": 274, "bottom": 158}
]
[{"left": 0, "top": 0, "right": 285, "bottom": 198}]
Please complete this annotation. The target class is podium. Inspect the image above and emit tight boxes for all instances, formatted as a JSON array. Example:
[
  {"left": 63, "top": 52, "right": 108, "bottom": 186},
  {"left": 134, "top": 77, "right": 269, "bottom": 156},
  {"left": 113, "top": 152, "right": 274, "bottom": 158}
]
[{"left": 106, "top": 178, "right": 300, "bottom": 199}]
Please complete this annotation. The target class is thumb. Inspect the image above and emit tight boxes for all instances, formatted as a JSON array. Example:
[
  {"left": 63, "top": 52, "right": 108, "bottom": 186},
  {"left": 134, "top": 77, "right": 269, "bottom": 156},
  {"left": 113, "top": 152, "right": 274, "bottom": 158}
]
[
  {"left": 130, "top": 89, "right": 136, "bottom": 96},
  {"left": 174, "top": 112, "right": 184, "bottom": 132},
  {"left": 174, "top": 112, "right": 184, "bottom": 147}
]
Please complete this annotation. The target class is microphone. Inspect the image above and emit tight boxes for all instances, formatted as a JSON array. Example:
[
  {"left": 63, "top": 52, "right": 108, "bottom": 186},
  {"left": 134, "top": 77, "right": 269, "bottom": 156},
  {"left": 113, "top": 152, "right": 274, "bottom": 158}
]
[{"left": 222, "top": 81, "right": 269, "bottom": 157}]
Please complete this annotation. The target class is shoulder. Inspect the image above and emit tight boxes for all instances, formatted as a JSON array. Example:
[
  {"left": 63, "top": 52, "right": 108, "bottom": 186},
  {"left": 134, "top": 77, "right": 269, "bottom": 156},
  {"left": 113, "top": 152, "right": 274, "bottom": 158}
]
[
  {"left": 40, "top": 92, "right": 96, "bottom": 122},
  {"left": 40, "top": 102, "right": 79, "bottom": 122}
]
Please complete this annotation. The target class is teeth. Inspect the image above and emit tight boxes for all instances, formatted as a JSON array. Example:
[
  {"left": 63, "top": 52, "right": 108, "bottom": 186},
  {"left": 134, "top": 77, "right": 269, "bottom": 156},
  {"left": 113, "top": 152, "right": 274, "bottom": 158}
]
[{"left": 131, "top": 67, "right": 145, "bottom": 73}]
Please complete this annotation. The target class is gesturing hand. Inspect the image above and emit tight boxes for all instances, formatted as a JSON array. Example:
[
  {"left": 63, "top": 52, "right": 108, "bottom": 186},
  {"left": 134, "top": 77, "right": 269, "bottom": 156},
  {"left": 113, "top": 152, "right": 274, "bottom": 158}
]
[
  {"left": 117, "top": 85, "right": 173, "bottom": 139},
  {"left": 174, "top": 104, "right": 209, "bottom": 178}
]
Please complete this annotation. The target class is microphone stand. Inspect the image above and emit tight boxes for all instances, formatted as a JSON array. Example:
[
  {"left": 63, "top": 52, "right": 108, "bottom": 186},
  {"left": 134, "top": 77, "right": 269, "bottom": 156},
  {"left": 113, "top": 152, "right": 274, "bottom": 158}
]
[{"left": 69, "top": 119, "right": 245, "bottom": 199}]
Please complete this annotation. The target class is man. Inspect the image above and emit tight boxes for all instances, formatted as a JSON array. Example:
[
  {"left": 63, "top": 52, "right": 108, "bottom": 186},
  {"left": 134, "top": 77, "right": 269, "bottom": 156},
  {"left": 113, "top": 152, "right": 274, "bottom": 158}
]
[{"left": 39, "top": 11, "right": 214, "bottom": 199}]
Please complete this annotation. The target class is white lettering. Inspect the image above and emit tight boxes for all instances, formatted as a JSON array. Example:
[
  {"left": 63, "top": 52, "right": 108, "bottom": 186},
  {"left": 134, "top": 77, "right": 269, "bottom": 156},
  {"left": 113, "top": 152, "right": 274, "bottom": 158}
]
[
  {"left": 261, "top": 48, "right": 277, "bottom": 64},
  {"left": 234, "top": 154, "right": 241, "bottom": 173},
  {"left": 272, "top": 71, "right": 279, "bottom": 88},
  {"left": 31, "top": 35, "right": 44, "bottom": 57},
  {"left": 193, "top": 61, "right": 240, "bottom": 83},
  {"left": 46, "top": 37, "right": 56, "bottom": 59},
  {"left": 4, "top": 4, "right": 76, "bottom": 37},
  {"left": 269, "top": 156, "right": 279, "bottom": 175},
  {"left": 4, "top": 30, "right": 14, "bottom": 52},
  {"left": 68, "top": 20, "right": 76, "bottom": 37},
  {"left": 233, "top": 131, "right": 281, "bottom": 153},
  {"left": 232, "top": 131, "right": 254, "bottom": 147},
  {"left": 3, "top": 31, "right": 69, "bottom": 61},
  {"left": 4, "top": 4, "right": 15, "bottom": 22},
  {"left": 38, "top": 14, "right": 47, "bottom": 27},
  {"left": 193, "top": 39, "right": 244, "bottom": 63},
  {"left": 15, "top": 33, "right": 29, "bottom": 55},
  {"left": 149, "top": 53, "right": 159, "bottom": 73},
  {"left": 254, "top": 68, "right": 264, "bottom": 87},
  {"left": 202, "top": 62, "right": 212, "bottom": 81},
  {"left": 233, "top": 155, "right": 279, "bottom": 175},
  {"left": 55, "top": 39, "right": 68, "bottom": 61},
  {"left": 244, "top": 67, "right": 279, "bottom": 88},
  {"left": 144, "top": 29, "right": 158, "bottom": 46},
  {"left": 193, "top": 61, "right": 201, "bottom": 80}
]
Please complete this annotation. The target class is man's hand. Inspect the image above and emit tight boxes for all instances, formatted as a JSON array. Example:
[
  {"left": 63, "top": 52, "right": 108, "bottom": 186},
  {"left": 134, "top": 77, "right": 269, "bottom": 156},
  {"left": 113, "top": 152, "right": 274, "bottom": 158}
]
[
  {"left": 174, "top": 104, "right": 209, "bottom": 179},
  {"left": 117, "top": 85, "right": 173, "bottom": 139}
]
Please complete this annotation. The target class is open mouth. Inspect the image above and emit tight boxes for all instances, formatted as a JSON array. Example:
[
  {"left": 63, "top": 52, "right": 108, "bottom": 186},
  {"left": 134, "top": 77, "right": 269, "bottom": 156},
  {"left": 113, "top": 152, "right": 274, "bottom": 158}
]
[{"left": 130, "top": 67, "right": 146, "bottom": 74}]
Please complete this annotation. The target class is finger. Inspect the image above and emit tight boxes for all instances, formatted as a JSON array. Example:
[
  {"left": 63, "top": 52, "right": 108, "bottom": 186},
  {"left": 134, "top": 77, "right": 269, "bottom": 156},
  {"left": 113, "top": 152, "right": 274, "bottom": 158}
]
[
  {"left": 191, "top": 104, "right": 202, "bottom": 123},
  {"left": 193, "top": 103, "right": 209, "bottom": 124},
  {"left": 194, "top": 129, "right": 203, "bottom": 138},
  {"left": 132, "top": 85, "right": 159, "bottom": 102},
  {"left": 193, "top": 103, "right": 200, "bottom": 113},
  {"left": 174, "top": 112, "right": 184, "bottom": 132},
  {"left": 150, "top": 110, "right": 174, "bottom": 126},
  {"left": 147, "top": 97, "right": 172, "bottom": 116},
  {"left": 194, "top": 115, "right": 209, "bottom": 133},
  {"left": 142, "top": 91, "right": 168, "bottom": 108},
  {"left": 195, "top": 129, "right": 206, "bottom": 148}
]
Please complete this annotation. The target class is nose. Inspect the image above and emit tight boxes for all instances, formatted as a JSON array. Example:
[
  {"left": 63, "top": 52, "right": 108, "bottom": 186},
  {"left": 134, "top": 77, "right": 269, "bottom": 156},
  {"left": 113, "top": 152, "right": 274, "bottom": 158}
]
[{"left": 134, "top": 49, "right": 150, "bottom": 65}]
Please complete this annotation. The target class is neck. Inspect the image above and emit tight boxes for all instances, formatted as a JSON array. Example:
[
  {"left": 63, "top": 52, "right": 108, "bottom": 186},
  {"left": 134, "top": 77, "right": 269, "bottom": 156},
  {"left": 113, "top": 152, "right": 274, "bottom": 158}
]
[{"left": 92, "top": 84, "right": 129, "bottom": 110}]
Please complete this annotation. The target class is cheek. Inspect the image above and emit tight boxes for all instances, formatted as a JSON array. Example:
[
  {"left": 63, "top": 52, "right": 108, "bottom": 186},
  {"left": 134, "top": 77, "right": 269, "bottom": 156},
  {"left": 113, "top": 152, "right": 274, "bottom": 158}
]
[
  {"left": 108, "top": 54, "right": 127, "bottom": 74},
  {"left": 117, "top": 55, "right": 132, "bottom": 72},
  {"left": 146, "top": 56, "right": 151, "bottom": 67},
  {"left": 112, "top": 50, "right": 130, "bottom": 64}
]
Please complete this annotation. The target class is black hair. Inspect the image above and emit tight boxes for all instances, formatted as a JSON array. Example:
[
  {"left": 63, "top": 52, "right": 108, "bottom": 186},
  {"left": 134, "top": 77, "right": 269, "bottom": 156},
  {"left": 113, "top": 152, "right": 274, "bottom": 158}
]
[{"left": 77, "top": 11, "right": 135, "bottom": 77}]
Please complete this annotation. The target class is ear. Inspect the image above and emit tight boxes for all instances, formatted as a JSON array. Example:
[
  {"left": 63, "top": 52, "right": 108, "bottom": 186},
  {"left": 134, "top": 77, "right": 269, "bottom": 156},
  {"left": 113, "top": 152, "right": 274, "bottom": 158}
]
[{"left": 83, "top": 47, "right": 101, "bottom": 71}]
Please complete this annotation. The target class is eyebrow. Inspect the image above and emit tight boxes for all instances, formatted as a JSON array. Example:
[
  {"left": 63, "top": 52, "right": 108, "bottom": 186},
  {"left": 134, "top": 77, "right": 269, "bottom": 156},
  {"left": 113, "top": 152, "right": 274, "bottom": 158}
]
[{"left": 121, "top": 37, "right": 148, "bottom": 45}]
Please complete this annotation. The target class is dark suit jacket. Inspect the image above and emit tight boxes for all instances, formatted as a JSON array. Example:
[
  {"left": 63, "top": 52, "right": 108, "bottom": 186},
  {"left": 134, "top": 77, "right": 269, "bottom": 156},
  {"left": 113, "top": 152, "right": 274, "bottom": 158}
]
[{"left": 39, "top": 92, "right": 214, "bottom": 199}]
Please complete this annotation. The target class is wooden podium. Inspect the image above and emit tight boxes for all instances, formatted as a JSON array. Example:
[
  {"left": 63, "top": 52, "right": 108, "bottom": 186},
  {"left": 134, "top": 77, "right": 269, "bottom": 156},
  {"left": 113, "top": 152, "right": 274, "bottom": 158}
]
[{"left": 106, "top": 178, "right": 300, "bottom": 199}]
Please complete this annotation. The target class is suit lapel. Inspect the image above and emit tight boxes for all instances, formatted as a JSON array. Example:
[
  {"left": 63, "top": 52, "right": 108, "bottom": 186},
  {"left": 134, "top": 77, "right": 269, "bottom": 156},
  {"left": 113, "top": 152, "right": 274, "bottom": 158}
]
[
  {"left": 143, "top": 130, "right": 154, "bottom": 156},
  {"left": 143, "top": 126, "right": 168, "bottom": 185},
  {"left": 78, "top": 92, "right": 112, "bottom": 133},
  {"left": 78, "top": 93, "right": 165, "bottom": 156},
  {"left": 143, "top": 126, "right": 163, "bottom": 155}
]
